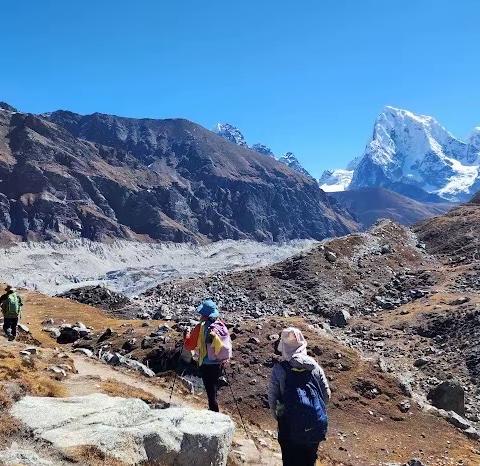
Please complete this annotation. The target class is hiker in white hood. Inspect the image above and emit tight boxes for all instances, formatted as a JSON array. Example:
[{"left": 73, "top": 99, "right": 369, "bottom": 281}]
[{"left": 268, "top": 327, "right": 330, "bottom": 466}]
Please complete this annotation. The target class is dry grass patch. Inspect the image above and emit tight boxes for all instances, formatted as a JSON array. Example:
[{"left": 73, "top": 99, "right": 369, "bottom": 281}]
[
  {"left": 100, "top": 379, "right": 161, "bottom": 404},
  {"left": 67, "top": 445, "right": 128, "bottom": 466},
  {"left": 0, "top": 348, "right": 67, "bottom": 398}
]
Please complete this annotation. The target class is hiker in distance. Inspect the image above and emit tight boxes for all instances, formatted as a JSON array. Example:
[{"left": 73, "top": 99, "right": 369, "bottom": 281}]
[
  {"left": 184, "top": 299, "right": 232, "bottom": 412},
  {"left": 268, "top": 327, "right": 330, "bottom": 466},
  {"left": 0, "top": 285, "right": 23, "bottom": 342}
]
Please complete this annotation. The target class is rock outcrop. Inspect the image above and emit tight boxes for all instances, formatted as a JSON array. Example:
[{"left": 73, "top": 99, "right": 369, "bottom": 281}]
[{"left": 11, "top": 393, "right": 235, "bottom": 466}]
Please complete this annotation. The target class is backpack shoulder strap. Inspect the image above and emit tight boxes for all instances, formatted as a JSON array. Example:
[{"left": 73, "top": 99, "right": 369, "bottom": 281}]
[{"left": 280, "top": 360, "right": 291, "bottom": 372}]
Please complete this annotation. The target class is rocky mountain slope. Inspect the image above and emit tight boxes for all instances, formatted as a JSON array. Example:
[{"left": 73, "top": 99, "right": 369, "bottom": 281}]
[
  {"left": 331, "top": 187, "right": 453, "bottom": 228},
  {"left": 322, "top": 107, "right": 480, "bottom": 202},
  {"left": 0, "top": 105, "right": 356, "bottom": 243}
]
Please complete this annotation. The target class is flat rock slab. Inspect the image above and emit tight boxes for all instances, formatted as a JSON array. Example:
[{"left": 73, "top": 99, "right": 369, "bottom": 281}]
[{"left": 11, "top": 393, "right": 234, "bottom": 466}]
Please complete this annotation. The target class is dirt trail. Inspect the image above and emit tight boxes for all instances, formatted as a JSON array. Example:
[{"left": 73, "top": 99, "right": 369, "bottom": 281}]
[{"left": 67, "top": 354, "right": 176, "bottom": 401}]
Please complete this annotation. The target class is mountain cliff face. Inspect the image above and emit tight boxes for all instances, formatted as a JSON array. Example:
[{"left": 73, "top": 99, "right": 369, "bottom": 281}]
[
  {"left": 0, "top": 106, "right": 356, "bottom": 243},
  {"left": 322, "top": 107, "right": 480, "bottom": 202}
]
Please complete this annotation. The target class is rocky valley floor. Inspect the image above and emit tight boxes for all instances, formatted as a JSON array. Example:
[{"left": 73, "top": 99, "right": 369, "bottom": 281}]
[
  {"left": 1, "top": 200, "right": 480, "bottom": 465},
  {"left": 1, "top": 290, "right": 479, "bottom": 466}
]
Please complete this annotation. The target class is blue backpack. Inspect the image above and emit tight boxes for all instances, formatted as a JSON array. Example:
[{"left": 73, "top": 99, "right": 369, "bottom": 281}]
[{"left": 279, "top": 361, "right": 328, "bottom": 443}]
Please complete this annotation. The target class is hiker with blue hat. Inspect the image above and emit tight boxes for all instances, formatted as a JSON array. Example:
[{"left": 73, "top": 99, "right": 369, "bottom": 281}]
[{"left": 184, "top": 299, "right": 232, "bottom": 412}]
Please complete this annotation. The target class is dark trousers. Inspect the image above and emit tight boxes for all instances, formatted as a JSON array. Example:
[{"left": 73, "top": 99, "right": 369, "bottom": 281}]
[
  {"left": 279, "top": 439, "right": 320, "bottom": 466},
  {"left": 3, "top": 317, "right": 18, "bottom": 338},
  {"left": 200, "top": 363, "right": 222, "bottom": 412}
]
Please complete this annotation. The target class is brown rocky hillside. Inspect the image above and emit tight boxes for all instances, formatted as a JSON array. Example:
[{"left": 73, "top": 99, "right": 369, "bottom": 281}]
[{"left": 0, "top": 105, "right": 356, "bottom": 243}]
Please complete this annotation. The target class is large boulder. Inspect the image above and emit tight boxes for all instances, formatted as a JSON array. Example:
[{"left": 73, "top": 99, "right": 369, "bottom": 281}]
[
  {"left": 11, "top": 394, "right": 235, "bottom": 466},
  {"left": 329, "top": 309, "right": 351, "bottom": 328},
  {"left": 427, "top": 380, "right": 465, "bottom": 415}
]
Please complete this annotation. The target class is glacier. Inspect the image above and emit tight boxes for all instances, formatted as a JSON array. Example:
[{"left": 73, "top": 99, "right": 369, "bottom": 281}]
[{"left": 0, "top": 239, "right": 317, "bottom": 297}]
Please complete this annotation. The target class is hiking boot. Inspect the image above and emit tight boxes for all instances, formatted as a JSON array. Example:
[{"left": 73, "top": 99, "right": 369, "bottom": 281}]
[{"left": 7, "top": 335, "right": 14, "bottom": 342}]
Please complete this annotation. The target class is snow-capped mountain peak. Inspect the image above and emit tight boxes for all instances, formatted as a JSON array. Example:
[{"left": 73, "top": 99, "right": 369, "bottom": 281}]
[
  {"left": 278, "top": 152, "right": 311, "bottom": 176},
  {"left": 214, "top": 122, "right": 311, "bottom": 175},
  {"left": 321, "top": 107, "right": 480, "bottom": 201},
  {"left": 214, "top": 123, "right": 248, "bottom": 147},
  {"left": 319, "top": 169, "right": 354, "bottom": 192}
]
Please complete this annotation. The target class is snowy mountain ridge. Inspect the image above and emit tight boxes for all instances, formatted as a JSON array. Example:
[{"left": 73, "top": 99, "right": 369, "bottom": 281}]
[
  {"left": 214, "top": 123, "right": 248, "bottom": 147},
  {"left": 214, "top": 122, "right": 312, "bottom": 176},
  {"left": 322, "top": 106, "right": 480, "bottom": 201}
]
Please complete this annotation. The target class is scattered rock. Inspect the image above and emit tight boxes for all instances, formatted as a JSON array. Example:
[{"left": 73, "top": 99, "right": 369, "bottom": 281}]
[
  {"left": 428, "top": 380, "right": 465, "bottom": 415},
  {"left": 398, "top": 400, "right": 411, "bottom": 413},
  {"left": 100, "top": 351, "right": 155, "bottom": 377},
  {"left": 465, "top": 427, "right": 480, "bottom": 441},
  {"left": 42, "top": 326, "right": 61, "bottom": 339},
  {"left": 97, "top": 328, "right": 113, "bottom": 343},
  {"left": 72, "top": 348, "right": 93, "bottom": 358},
  {"left": 47, "top": 366, "right": 67, "bottom": 379},
  {"left": 403, "top": 460, "right": 426, "bottom": 466},
  {"left": 325, "top": 250, "right": 337, "bottom": 263},
  {"left": 381, "top": 244, "right": 392, "bottom": 254},
  {"left": 122, "top": 338, "right": 138, "bottom": 352},
  {"left": 57, "top": 326, "right": 80, "bottom": 344},
  {"left": 413, "top": 358, "right": 429, "bottom": 368},
  {"left": 17, "top": 323, "right": 30, "bottom": 333},
  {"left": 330, "top": 310, "right": 351, "bottom": 328},
  {"left": 448, "top": 297, "right": 470, "bottom": 306},
  {"left": 447, "top": 411, "right": 471, "bottom": 430}
]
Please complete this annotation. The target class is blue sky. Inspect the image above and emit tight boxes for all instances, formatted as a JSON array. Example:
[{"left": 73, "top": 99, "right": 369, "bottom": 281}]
[{"left": 2, "top": 0, "right": 480, "bottom": 177}]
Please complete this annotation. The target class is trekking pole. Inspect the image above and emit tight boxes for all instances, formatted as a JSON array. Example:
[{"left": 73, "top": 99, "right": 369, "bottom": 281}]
[
  {"left": 222, "top": 366, "right": 250, "bottom": 439},
  {"left": 168, "top": 341, "right": 185, "bottom": 407}
]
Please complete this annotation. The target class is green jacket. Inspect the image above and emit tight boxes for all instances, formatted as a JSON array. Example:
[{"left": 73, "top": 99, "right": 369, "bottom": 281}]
[{"left": 0, "top": 292, "right": 23, "bottom": 319}]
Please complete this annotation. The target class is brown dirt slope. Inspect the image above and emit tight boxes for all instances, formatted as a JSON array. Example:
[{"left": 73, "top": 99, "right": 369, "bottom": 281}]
[
  {"left": 414, "top": 194, "right": 480, "bottom": 262},
  {"left": 332, "top": 187, "right": 453, "bottom": 228}
]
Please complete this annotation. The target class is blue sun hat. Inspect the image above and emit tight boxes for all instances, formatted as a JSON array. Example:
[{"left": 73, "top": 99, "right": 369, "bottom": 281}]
[{"left": 197, "top": 299, "right": 219, "bottom": 319}]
